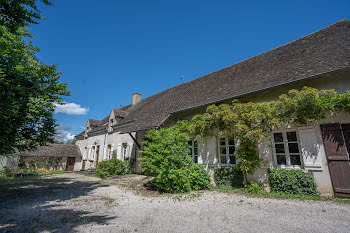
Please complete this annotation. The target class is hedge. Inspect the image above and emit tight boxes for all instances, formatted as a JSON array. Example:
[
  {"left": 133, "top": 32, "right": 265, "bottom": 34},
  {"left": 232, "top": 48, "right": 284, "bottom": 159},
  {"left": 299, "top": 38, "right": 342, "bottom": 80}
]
[
  {"left": 268, "top": 168, "right": 318, "bottom": 195},
  {"left": 214, "top": 166, "right": 244, "bottom": 188}
]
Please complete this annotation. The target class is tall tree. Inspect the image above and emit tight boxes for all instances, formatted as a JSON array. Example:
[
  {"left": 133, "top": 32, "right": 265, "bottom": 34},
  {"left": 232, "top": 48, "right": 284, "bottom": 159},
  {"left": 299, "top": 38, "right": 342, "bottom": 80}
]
[{"left": 0, "top": 0, "right": 70, "bottom": 156}]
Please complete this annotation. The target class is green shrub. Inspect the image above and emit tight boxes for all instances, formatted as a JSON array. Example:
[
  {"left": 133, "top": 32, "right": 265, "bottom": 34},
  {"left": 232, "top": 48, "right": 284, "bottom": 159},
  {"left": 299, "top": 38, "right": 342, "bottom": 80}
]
[
  {"left": 157, "top": 168, "right": 192, "bottom": 193},
  {"left": 268, "top": 168, "right": 318, "bottom": 195},
  {"left": 124, "top": 157, "right": 135, "bottom": 174},
  {"left": 96, "top": 158, "right": 127, "bottom": 178},
  {"left": 214, "top": 166, "right": 244, "bottom": 188},
  {"left": 140, "top": 125, "right": 210, "bottom": 193},
  {"left": 243, "top": 181, "right": 266, "bottom": 195},
  {"left": 18, "top": 169, "right": 37, "bottom": 175},
  {"left": 189, "top": 164, "right": 211, "bottom": 190},
  {"left": 0, "top": 166, "right": 15, "bottom": 178},
  {"left": 52, "top": 170, "right": 66, "bottom": 174}
]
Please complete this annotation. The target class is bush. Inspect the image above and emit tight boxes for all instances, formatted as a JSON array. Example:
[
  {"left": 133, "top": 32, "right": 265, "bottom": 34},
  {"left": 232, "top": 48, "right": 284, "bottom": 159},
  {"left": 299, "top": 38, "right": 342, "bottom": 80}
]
[
  {"left": 52, "top": 170, "right": 66, "bottom": 174},
  {"left": 214, "top": 166, "right": 244, "bottom": 188},
  {"left": 37, "top": 168, "right": 50, "bottom": 174},
  {"left": 0, "top": 166, "right": 15, "bottom": 178},
  {"left": 243, "top": 181, "right": 266, "bottom": 195},
  {"left": 96, "top": 158, "right": 127, "bottom": 178},
  {"left": 189, "top": 164, "right": 211, "bottom": 190},
  {"left": 157, "top": 168, "right": 192, "bottom": 193},
  {"left": 17, "top": 169, "right": 37, "bottom": 175},
  {"left": 268, "top": 168, "right": 318, "bottom": 195},
  {"left": 140, "top": 125, "right": 210, "bottom": 193},
  {"left": 124, "top": 157, "right": 135, "bottom": 174}
]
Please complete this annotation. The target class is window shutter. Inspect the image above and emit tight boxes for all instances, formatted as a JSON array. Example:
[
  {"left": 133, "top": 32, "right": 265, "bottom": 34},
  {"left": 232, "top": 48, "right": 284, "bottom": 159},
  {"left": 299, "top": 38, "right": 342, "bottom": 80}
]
[
  {"left": 110, "top": 145, "right": 114, "bottom": 158},
  {"left": 117, "top": 144, "right": 122, "bottom": 160},
  {"left": 87, "top": 147, "right": 91, "bottom": 160},
  {"left": 320, "top": 123, "right": 348, "bottom": 160},
  {"left": 103, "top": 145, "right": 107, "bottom": 160},
  {"left": 298, "top": 126, "right": 322, "bottom": 170}
]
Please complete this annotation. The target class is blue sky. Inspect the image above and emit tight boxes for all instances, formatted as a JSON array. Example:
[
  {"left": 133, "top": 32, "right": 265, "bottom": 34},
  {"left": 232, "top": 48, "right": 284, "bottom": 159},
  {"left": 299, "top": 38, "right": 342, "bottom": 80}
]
[{"left": 29, "top": 0, "right": 350, "bottom": 141}]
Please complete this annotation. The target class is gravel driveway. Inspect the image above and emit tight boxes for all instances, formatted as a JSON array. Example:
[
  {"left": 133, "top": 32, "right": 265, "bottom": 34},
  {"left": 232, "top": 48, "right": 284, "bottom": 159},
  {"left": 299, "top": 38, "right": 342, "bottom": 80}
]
[{"left": 0, "top": 173, "right": 349, "bottom": 233}]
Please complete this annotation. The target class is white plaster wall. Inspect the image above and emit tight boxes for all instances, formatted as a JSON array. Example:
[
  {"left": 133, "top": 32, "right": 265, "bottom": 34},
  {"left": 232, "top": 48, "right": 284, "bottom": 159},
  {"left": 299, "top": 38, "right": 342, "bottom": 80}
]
[
  {"left": 105, "top": 131, "right": 136, "bottom": 161},
  {"left": 75, "top": 131, "right": 136, "bottom": 170},
  {"left": 169, "top": 71, "right": 350, "bottom": 196},
  {"left": 75, "top": 133, "right": 106, "bottom": 170}
]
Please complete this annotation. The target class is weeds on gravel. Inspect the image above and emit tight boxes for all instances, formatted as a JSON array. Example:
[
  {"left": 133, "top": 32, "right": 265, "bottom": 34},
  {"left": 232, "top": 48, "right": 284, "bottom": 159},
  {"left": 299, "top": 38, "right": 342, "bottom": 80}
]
[
  {"left": 212, "top": 185, "right": 350, "bottom": 204},
  {"left": 170, "top": 191, "right": 204, "bottom": 202},
  {"left": 81, "top": 217, "right": 90, "bottom": 225}
]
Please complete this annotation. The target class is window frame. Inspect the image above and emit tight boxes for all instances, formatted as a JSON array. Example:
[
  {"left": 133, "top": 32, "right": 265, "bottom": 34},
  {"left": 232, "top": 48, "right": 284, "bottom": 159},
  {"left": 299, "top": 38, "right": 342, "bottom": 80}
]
[
  {"left": 188, "top": 140, "right": 199, "bottom": 163},
  {"left": 272, "top": 129, "right": 303, "bottom": 169},
  {"left": 218, "top": 137, "right": 236, "bottom": 166}
]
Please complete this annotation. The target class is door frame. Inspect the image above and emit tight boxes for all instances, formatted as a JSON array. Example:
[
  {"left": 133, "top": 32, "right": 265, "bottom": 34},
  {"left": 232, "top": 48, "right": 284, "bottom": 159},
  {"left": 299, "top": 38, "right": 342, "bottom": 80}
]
[{"left": 66, "top": 157, "right": 76, "bottom": 171}]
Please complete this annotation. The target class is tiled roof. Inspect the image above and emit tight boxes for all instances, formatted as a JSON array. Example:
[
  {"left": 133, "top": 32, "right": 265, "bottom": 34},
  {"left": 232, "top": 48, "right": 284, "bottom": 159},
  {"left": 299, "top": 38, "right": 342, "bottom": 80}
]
[
  {"left": 20, "top": 144, "right": 82, "bottom": 158},
  {"left": 75, "top": 104, "right": 134, "bottom": 139},
  {"left": 114, "top": 19, "right": 350, "bottom": 133}
]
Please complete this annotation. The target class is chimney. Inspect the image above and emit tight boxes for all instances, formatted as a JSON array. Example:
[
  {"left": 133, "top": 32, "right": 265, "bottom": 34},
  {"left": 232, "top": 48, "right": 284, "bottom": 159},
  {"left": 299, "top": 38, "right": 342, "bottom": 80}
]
[{"left": 132, "top": 93, "right": 141, "bottom": 105}]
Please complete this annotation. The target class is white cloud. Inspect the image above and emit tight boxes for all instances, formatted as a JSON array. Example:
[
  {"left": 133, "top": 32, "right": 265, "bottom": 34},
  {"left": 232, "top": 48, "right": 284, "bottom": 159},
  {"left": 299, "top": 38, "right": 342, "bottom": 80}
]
[
  {"left": 65, "top": 132, "right": 75, "bottom": 141},
  {"left": 54, "top": 125, "right": 76, "bottom": 143},
  {"left": 54, "top": 102, "right": 89, "bottom": 115}
]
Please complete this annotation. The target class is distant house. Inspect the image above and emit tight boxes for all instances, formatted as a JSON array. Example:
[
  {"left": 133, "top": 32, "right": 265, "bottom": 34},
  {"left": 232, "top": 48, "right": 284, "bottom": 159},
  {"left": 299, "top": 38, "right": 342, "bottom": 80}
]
[
  {"left": 19, "top": 144, "right": 82, "bottom": 171},
  {"left": 76, "top": 20, "right": 350, "bottom": 197}
]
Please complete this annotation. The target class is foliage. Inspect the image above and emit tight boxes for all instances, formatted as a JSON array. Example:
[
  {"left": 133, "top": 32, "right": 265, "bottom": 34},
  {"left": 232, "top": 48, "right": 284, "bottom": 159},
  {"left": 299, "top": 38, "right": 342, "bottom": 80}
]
[
  {"left": 96, "top": 158, "right": 127, "bottom": 178},
  {"left": 0, "top": 0, "right": 70, "bottom": 156},
  {"left": 235, "top": 140, "right": 263, "bottom": 183},
  {"left": 0, "top": 166, "right": 14, "bottom": 178},
  {"left": 124, "top": 157, "right": 135, "bottom": 174},
  {"left": 23, "top": 156, "right": 62, "bottom": 170},
  {"left": 189, "top": 87, "right": 350, "bottom": 181},
  {"left": 214, "top": 166, "right": 244, "bottom": 188},
  {"left": 17, "top": 168, "right": 37, "bottom": 175},
  {"left": 140, "top": 125, "right": 210, "bottom": 193},
  {"left": 37, "top": 168, "right": 50, "bottom": 173},
  {"left": 52, "top": 170, "right": 65, "bottom": 174},
  {"left": 0, "top": 0, "right": 53, "bottom": 32},
  {"left": 243, "top": 181, "right": 265, "bottom": 195},
  {"left": 188, "top": 164, "right": 211, "bottom": 190},
  {"left": 268, "top": 168, "right": 318, "bottom": 195}
]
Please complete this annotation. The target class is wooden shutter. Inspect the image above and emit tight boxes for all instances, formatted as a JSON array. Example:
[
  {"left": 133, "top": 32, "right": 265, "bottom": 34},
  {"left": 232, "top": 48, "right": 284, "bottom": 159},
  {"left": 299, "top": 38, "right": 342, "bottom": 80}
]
[
  {"left": 298, "top": 126, "right": 322, "bottom": 170},
  {"left": 321, "top": 123, "right": 350, "bottom": 196},
  {"left": 320, "top": 123, "right": 348, "bottom": 161}
]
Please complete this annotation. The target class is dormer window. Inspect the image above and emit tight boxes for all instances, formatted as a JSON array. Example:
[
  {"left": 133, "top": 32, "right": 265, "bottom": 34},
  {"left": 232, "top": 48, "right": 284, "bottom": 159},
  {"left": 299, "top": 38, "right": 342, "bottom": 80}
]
[
  {"left": 110, "top": 119, "right": 115, "bottom": 126},
  {"left": 86, "top": 126, "right": 92, "bottom": 132}
]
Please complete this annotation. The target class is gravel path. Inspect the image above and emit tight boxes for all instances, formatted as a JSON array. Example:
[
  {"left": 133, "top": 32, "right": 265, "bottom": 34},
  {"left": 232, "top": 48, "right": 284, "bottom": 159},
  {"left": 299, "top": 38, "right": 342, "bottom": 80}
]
[{"left": 0, "top": 173, "right": 349, "bottom": 233}]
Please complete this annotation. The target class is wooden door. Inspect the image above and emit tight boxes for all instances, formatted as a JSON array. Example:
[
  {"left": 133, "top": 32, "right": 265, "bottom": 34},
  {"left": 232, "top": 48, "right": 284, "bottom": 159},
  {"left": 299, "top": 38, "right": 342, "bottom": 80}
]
[
  {"left": 321, "top": 123, "right": 350, "bottom": 197},
  {"left": 66, "top": 157, "right": 75, "bottom": 171},
  {"left": 82, "top": 160, "right": 86, "bottom": 170}
]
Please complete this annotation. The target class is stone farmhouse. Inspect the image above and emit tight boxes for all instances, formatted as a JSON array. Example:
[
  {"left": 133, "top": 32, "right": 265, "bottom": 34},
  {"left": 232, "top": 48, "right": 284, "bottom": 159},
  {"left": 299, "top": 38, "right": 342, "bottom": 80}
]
[{"left": 75, "top": 20, "right": 350, "bottom": 197}]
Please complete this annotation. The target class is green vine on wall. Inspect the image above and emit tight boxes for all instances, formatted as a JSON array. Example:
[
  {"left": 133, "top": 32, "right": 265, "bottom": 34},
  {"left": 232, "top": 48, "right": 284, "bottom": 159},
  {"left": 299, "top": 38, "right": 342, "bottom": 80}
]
[{"left": 186, "top": 87, "right": 350, "bottom": 183}]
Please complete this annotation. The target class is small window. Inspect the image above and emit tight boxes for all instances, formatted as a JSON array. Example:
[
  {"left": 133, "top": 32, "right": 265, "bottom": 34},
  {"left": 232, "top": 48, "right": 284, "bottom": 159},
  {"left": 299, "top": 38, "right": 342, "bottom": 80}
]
[
  {"left": 188, "top": 140, "right": 198, "bottom": 163},
  {"left": 273, "top": 131, "right": 301, "bottom": 167},
  {"left": 219, "top": 137, "right": 235, "bottom": 165}
]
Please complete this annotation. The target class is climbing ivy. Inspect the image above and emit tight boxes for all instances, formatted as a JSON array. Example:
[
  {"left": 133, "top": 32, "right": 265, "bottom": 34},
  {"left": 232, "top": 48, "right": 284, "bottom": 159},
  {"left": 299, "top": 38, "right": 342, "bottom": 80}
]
[{"left": 187, "top": 87, "right": 350, "bottom": 182}]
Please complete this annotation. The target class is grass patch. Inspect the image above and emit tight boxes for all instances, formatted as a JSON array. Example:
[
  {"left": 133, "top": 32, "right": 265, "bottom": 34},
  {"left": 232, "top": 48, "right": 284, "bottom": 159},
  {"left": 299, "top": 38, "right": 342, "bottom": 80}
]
[
  {"left": 52, "top": 170, "right": 66, "bottom": 174},
  {"left": 212, "top": 185, "right": 350, "bottom": 204}
]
